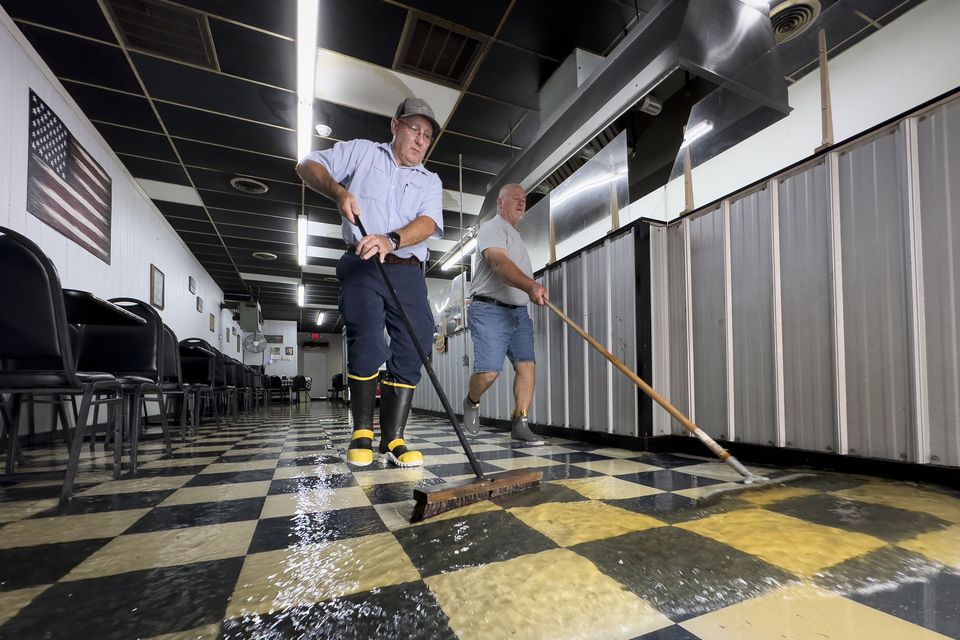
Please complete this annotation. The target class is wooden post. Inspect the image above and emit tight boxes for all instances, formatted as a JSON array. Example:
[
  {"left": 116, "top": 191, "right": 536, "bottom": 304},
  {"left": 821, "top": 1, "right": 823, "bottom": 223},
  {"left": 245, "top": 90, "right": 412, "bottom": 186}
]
[
  {"left": 548, "top": 214, "right": 557, "bottom": 264},
  {"left": 610, "top": 181, "right": 621, "bottom": 232},
  {"left": 817, "top": 29, "right": 834, "bottom": 151}
]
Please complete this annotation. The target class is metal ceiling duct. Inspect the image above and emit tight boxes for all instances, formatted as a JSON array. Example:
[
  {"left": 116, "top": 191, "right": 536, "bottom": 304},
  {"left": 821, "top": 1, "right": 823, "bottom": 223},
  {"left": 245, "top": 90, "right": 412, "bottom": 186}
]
[{"left": 479, "top": 0, "right": 790, "bottom": 219}]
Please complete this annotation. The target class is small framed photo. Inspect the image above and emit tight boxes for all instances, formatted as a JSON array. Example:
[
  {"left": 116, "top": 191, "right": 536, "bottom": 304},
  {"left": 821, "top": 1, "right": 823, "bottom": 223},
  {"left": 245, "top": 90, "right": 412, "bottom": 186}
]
[
  {"left": 208, "top": 313, "right": 215, "bottom": 332},
  {"left": 188, "top": 276, "right": 197, "bottom": 294},
  {"left": 236, "top": 338, "right": 240, "bottom": 353},
  {"left": 226, "top": 331, "right": 230, "bottom": 344},
  {"left": 270, "top": 347, "right": 281, "bottom": 356},
  {"left": 285, "top": 347, "right": 294, "bottom": 356},
  {"left": 149, "top": 264, "right": 165, "bottom": 310},
  {"left": 196, "top": 296, "right": 203, "bottom": 312}
]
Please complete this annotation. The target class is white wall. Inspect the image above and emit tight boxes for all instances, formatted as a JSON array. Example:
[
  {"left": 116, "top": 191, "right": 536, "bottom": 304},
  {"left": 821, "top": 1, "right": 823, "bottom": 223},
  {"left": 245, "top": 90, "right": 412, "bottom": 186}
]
[
  {"left": 0, "top": 10, "right": 229, "bottom": 348},
  {"left": 297, "top": 331, "right": 345, "bottom": 378},
  {"left": 624, "top": 0, "right": 960, "bottom": 223},
  {"left": 260, "top": 320, "right": 299, "bottom": 377}
]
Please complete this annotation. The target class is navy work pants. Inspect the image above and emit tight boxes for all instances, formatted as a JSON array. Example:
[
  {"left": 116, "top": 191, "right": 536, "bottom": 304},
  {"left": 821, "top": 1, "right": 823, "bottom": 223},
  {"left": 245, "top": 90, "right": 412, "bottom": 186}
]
[{"left": 337, "top": 251, "right": 434, "bottom": 385}]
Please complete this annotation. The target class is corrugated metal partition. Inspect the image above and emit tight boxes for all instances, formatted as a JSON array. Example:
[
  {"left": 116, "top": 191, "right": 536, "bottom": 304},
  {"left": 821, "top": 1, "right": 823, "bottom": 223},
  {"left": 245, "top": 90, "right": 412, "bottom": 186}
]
[
  {"left": 689, "top": 209, "right": 728, "bottom": 441},
  {"left": 530, "top": 273, "right": 550, "bottom": 426},
  {"left": 838, "top": 129, "right": 913, "bottom": 461},
  {"left": 666, "top": 224, "right": 689, "bottom": 435},
  {"left": 917, "top": 98, "right": 960, "bottom": 466},
  {"left": 777, "top": 160, "right": 837, "bottom": 452},
  {"left": 547, "top": 267, "right": 567, "bottom": 426},
  {"left": 729, "top": 186, "right": 777, "bottom": 446},
  {"left": 584, "top": 245, "right": 610, "bottom": 432},
  {"left": 565, "top": 257, "right": 587, "bottom": 429},
  {"left": 609, "top": 232, "right": 638, "bottom": 435}
]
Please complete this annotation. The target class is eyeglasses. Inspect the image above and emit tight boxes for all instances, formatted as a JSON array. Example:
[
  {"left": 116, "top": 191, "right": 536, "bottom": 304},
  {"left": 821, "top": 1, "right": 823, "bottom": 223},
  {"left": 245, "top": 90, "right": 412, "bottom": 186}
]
[{"left": 397, "top": 118, "right": 433, "bottom": 143}]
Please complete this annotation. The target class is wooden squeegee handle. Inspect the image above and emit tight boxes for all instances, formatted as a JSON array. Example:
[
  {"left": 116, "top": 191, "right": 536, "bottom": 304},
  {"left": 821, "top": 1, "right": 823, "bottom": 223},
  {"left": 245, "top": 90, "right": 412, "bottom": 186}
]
[{"left": 544, "top": 300, "right": 731, "bottom": 462}]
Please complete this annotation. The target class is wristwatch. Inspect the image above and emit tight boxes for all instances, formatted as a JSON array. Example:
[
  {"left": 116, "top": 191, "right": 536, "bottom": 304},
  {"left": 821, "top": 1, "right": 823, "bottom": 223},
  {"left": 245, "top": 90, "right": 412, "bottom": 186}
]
[{"left": 387, "top": 231, "right": 401, "bottom": 251}]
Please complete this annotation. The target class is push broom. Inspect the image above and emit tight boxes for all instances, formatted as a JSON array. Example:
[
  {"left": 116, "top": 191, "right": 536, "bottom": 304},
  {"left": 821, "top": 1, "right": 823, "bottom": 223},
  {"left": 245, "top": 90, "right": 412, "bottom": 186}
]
[
  {"left": 353, "top": 218, "right": 542, "bottom": 522},
  {"left": 545, "top": 301, "right": 770, "bottom": 484}
]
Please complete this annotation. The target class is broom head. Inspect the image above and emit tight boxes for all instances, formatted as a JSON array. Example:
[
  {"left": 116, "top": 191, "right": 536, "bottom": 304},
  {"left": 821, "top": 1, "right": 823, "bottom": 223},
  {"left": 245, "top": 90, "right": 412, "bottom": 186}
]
[{"left": 411, "top": 469, "right": 543, "bottom": 522}]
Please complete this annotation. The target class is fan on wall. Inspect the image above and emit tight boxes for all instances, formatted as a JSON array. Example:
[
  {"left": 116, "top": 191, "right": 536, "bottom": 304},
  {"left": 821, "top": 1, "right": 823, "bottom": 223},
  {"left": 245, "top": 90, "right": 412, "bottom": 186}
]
[{"left": 243, "top": 330, "right": 268, "bottom": 368}]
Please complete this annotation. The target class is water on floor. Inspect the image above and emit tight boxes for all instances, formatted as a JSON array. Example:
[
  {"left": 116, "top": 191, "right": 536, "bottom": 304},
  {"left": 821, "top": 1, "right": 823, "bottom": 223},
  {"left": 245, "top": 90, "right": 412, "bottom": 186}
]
[{"left": 0, "top": 403, "right": 958, "bottom": 639}]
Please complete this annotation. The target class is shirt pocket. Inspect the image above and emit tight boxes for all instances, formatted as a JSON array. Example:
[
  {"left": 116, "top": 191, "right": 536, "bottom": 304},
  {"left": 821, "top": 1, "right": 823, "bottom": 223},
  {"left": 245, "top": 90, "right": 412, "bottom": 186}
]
[
  {"left": 399, "top": 181, "right": 424, "bottom": 218},
  {"left": 355, "top": 166, "right": 389, "bottom": 203}
]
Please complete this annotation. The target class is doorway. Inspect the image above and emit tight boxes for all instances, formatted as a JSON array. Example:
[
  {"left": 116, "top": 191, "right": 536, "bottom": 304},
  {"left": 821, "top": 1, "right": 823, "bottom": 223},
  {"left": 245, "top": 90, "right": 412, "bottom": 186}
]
[{"left": 302, "top": 350, "right": 328, "bottom": 400}]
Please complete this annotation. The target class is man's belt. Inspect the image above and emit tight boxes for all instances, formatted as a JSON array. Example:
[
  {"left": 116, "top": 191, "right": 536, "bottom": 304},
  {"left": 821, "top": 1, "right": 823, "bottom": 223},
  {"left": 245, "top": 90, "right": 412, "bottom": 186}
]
[
  {"left": 472, "top": 295, "right": 524, "bottom": 309},
  {"left": 346, "top": 246, "right": 421, "bottom": 266}
]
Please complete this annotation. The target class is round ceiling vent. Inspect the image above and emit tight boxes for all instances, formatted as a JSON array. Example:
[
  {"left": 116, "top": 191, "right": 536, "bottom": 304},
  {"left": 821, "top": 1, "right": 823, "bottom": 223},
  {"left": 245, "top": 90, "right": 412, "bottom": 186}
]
[
  {"left": 770, "top": 0, "right": 821, "bottom": 44},
  {"left": 323, "top": 276, "right": 339, "bottom": 283},
  {"left": 252, "top": 251, "right": 278, "bottom": 261},
  {"left": 230, "top": 176, "right": 269, "bottom": 195}
]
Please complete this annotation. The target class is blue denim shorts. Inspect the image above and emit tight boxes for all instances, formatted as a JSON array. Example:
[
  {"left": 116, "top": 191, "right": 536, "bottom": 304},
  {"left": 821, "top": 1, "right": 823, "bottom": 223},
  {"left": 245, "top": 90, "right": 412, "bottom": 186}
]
[{"left": 468, "top": 301, "right": 535, "bottom": 373}]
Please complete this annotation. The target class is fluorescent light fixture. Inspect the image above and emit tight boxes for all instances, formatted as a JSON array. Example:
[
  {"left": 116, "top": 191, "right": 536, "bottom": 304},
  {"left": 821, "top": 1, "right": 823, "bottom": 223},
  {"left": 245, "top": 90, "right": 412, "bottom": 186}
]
[
  {"left": 297, "top": 214, "right": 308, "bottom": 266},
  {"left": 551, "top": 173, "right": 619, "bottom": 207},
  {"left": 315, "top": 124, "right": 332, "bottom": 137},
  {"left": 441, "top": 237, "right": 478, "bottom": 271},
  {"left": 296, "top": 0, "right": 319, "bottom": 160},
  {"left": 680, "top": 119, "right": 714, "bottom": 149},
  {"left": 316, "top": 311, "right": 325, "bottom": 325},
  {"left": 297, "top": 283, "right": 305, "bottom": 307},
  {"left": 739, "top": 0, "right": 769, "bottom": 9}
]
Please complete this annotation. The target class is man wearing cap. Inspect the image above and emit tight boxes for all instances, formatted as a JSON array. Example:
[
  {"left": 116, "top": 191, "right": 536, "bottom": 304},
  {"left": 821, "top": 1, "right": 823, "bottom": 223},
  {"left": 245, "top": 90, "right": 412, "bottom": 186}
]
[{"left": 296, "top": 97, "right": 443, "bottom": 468}]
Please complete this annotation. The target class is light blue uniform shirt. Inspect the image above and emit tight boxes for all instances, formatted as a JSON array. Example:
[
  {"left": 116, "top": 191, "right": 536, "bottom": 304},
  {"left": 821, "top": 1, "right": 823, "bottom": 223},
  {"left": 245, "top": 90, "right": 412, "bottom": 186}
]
[{"left": 305, "top": 140, "right": 443, "bottom": 262}]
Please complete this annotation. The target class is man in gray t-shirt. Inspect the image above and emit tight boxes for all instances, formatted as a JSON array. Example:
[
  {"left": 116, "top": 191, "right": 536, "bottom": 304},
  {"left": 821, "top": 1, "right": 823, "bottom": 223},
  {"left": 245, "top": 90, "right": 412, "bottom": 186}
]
[{"left": 462, "top": 184, "right": 548, "bottom": 444}]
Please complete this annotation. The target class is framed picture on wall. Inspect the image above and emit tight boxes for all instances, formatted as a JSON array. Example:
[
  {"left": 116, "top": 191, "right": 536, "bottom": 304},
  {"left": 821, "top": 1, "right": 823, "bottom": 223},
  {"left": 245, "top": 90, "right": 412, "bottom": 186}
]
[
  {"left": 209, "top": 313, "right": 215, "bottom": 332},
  {"left": 188, "top": 276, "right": 197, "bottom": 294},
  {"left": 237, "top": 338, "right": 240, "bottom": 353},
  {"left": 149, "top": 264, "right": 164, "bottom": 310},
  {"left": 196, "top": 296, "right": 203, "bottom": 312},
  {"left": 270, "top": 347, "right": 281, "bottom": 356},
  {"left": 226, "top": 331, "right": 230, "bottom": 344},
  {"left": 285, "top": 347, "right": 294, "bottom": 356}
]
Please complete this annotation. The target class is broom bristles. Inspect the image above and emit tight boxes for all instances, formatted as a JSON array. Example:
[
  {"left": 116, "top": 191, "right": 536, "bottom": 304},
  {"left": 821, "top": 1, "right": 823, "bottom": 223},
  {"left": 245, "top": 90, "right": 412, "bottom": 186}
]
[{"left": 411, "top": 470, "right": 542, "bottom": 522}]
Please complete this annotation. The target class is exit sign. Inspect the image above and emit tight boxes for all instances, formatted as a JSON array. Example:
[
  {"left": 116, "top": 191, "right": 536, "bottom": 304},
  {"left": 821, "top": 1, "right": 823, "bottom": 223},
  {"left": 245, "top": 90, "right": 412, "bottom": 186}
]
[{"left": 311, "top": 333, "right": 320, "bottom": 339}]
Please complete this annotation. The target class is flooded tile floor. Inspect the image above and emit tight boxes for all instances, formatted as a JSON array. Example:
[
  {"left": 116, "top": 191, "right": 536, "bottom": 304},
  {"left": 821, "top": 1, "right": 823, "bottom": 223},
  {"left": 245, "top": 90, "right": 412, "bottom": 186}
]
[{"left": 0, "top": 403, "right": 958, "bottom": 639}]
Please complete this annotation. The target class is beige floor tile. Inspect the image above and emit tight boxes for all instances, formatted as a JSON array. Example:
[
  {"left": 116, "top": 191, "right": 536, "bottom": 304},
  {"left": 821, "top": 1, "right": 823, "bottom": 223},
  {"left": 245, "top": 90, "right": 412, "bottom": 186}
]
[
  {"left": 0, "top": 498, "right": 59, "bottom": 524},
  {"left": 226, "top": 532, "right": 420, "bottom": 618},
  {"left": 897, "top": 524, "right": 960, "bottom": 570},
  {"left": 78, "top": 475, "right": 193, "bottom": 496},
  {"left": 171, "top": 445, "right": 232, "bottom": 454},
  {"left": 510, "top": 500, "right": 665, "bottom": 547},
  {"left": 272, "top": 463, "right": 351, "bottom": 479},
  {"left": 507, "top": 445, "right": 578, "bottom": 456},
  {"left": 260, "top": 485, "right": 371, "bottom": 518},
  {"left": 198, "top": 460, "right": 277, "bottom": 474},
  {"left": 589, "top": 447, "right": 648, "bottom": 459},
  {"left": 413, "top": 452, "right": 469, "bottom": 466},
  {"left": 555, "top": 475, "right": 664, "bottom": 500},
  {"left": 351, "top": 466, "right": 437, "bottom": 486},
  {"left": 833, "top": 482, "right": 960, "bottom": 523},
  {"left": 146, "top": 622, "right": 223, "bottom": 639},
  {"left": 672, "top": 462, "right": 776, "bottom": 482},
  {"left": 0, "top": 585, "right": 50, "bottom": 626},
  {"left": 463, "top": 443, "right": 510, "bottom": 453},
  {"left": 159, "top": 481, "right": 272, "bottom": 507},
  {"left": 680, "top": 582, "right": 951, "bottom": 640},
  {"left": 140, "top": 457, "right": 218, "bottom": 469},
  {"left": 673, "top": 482, "right": 744, "bottom": 499},
  {"left": 425, "top": 548, "right": 672, "bottom": 640},
  {"left": 487, "top": 457, "right": 560, "bottom": 471},
  {"left": 572, "top": 458, "right": 662, "bottom": 475},
  {"left": 677, "top": 508, "right": 887, "bottom": 577},
  {"left": 63, "top": 521, "right": 257, "bottom": 581},
  {"left": 0, "top": 509, "right": 150, "bottom": 549}
]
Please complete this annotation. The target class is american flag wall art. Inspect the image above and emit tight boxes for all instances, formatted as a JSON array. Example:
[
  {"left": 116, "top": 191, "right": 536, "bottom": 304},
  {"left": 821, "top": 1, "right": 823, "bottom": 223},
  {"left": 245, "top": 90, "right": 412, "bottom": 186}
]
[{"left": 27, "top": 90, "right": 112, "bottom": 263}]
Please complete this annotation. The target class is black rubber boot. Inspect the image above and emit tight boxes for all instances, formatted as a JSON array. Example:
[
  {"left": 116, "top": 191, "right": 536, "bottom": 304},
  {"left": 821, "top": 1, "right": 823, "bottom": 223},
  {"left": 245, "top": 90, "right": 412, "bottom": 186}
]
[
  {"left": 378, "top": 379, "right": 422, "bottom": 467},
  {"left": 345, "top": 374, "right": 378, "bottom": 466}
]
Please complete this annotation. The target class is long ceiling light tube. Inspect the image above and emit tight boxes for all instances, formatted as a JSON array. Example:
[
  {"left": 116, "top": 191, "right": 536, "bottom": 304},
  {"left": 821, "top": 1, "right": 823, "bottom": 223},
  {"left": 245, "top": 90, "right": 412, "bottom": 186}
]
[{"left": 296, "top": 0, "right": 319, "bottom": 161}]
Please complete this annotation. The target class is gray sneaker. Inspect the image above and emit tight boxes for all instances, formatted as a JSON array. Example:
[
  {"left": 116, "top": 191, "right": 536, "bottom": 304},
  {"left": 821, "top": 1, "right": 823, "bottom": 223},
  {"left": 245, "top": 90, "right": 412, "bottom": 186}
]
[
  {"left": 511, "top": 414, "right": 545, "bottom": 445},
  {"left": 462, "top": 397, "right": 481, "bottom": 436}
]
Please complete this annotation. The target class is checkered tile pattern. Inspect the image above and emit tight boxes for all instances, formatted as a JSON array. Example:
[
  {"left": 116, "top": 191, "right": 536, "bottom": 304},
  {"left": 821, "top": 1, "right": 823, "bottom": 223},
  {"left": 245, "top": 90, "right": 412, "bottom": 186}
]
[{"left": 1, "top": 405, "right": 959, "bottom": 639}]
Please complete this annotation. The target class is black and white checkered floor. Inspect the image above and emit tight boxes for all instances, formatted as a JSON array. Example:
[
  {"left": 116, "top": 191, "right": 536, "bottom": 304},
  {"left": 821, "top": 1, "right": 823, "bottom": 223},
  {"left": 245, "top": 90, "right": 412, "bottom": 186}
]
[{"left": 1, "top": 403, "right": 959, "bottom": 639}]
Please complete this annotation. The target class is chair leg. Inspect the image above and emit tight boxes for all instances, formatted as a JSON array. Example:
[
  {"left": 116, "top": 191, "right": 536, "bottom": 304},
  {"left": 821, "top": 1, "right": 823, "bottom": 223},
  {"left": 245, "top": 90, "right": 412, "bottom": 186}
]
[
  {"left": 179, "top": 392, "right": 189, "bottom": 443},
  {"left": 61, "top": 388, "right": 95, "bottom": 503},
  {"left": 130, "top": 391, "right": 143, "bottom": 475},
  {"left": 113, "top": 394, "right": 126, "bottom": 479},
  {"left": 156, "top": 391, "right": 172, "bottom": 455}
]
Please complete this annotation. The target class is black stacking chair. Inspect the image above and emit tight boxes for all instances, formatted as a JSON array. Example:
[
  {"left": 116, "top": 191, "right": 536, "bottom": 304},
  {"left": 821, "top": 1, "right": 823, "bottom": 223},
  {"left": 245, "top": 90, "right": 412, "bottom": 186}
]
[
  {"left": 0, "top": 226, "right": 122, "bottom": 502},
  {"left": 75, "top": 298, "right": 173, "bottom": 476},
  {"left": 269, "top": 375, "right": 284, "bottom": 403},
  {"left": 329, "top": 373, "right": 346, "bottom": 405},
  {"left": 178, "top": 338, "right": 222, "bottom": 426},
  {"left": 160, "top": 325, "right": 191, "bottom": 441},
  {"left": 291, "top": 375, "right": 308, "bottom": 403}
]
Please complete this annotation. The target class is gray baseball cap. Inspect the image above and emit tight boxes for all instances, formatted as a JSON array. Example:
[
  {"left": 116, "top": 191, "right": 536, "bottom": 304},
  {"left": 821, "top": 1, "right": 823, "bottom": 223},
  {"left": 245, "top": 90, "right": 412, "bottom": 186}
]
[{"left": 395, "top": 97, "right": 439, "bottom": 136}]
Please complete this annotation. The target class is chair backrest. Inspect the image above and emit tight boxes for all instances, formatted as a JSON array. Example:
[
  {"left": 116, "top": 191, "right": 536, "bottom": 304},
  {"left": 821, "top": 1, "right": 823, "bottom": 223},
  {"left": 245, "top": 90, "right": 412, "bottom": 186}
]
[
  {"left": 0, "top": 226, "right": 77, "bottom": 384},
  {"left": 76, "top": 297, "right": 163, "bottom": 380},
  {"left": 332, "top": 373, "right": 344, "bottom": 389},
  {"left": 162, "top": 325, "right": 182, "bottom": 385},
  {"left": 270, "top": 375, "right": 283, "bottom": 389},
  {"left": 291, "top": 375, "right": 307, "bottom": 391},
  {"left": 178, "top": 338, "right": 217, "bottom": 386}
]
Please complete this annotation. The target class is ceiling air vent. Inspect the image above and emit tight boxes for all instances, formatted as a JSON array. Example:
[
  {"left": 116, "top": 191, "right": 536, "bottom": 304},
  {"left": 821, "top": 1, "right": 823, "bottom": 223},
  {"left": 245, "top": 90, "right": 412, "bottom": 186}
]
[
  {"left": 770, "top": 0, "right": 821, "bottom": 44},
  {"left": 106, "top": 0, "right": 217, "bottom": 69},
  {"left": 230, "top": 176, "right": 269, "bottom": 195},
  {"left": 395, "top": 12, "right": 485, "bottom": 88}
]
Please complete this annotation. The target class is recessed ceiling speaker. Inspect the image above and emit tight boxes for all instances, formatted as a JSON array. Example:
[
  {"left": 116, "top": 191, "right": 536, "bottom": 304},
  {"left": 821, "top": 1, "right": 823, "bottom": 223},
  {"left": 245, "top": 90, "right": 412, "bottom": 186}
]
[
  {"left": 770, "top": 0, "right": 821, "bottom": 44},
  {"left": 252, "top": 251, "right": 278, "bottom": 261},
  {"left": 230, "top": 176, "right": 269, "bottom": 195}
]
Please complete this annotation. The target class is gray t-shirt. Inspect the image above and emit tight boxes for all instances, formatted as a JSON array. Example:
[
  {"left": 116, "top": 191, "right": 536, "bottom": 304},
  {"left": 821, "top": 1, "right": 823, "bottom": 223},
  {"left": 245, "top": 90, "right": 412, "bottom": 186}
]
[{"left": 470, "top": 214, "right": 533, "bottom": 307}]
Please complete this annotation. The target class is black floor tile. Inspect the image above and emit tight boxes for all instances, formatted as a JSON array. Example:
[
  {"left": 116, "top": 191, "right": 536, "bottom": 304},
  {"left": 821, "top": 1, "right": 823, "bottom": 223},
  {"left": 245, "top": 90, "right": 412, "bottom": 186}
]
[
  {"left": 604, "top": 493, "right": 699, "bottom": 519},
  {"left": 394, "top": 510, "right": 556, "bottom": 577},
  {"left": 632, "top": 625, "right": 702, "bottom": 639},
  {"left": 248, "top": 506, "right": 388, "bottom": 554},
  {"left": 415, "top": 447, "right": 459, "bottom": 457},
  {"left": 276, "top": 454, "right": 342, "bottom": 467},
  {"left": 848, "top": 568, "right": 960, "bottom": 638},
  {"left": 219, "top": 580, "right": 455, "bottom": 640},
  {"left": 571, "top": 527, "right": 796, "bottom": 621},
  {"left": 183, "top": 469, "right": 276, "bottom": 487},
  {"left": 0, "top": 539, "right": 111, "bottom": 591},
  {"left": 490, "top": 482, "right": 588, "bottom": 508},
  {"left": 766, "top": 494, "right": 950, "bottom": 542},
  {"left": 423, "top": 461, "right": 501, "bottom": 477},
  {"left": 121, "top": 465, "right": 209, "bottom": 479},
  {"left": 126, "top": 497, "right": 266, "bottom": 533},
  {"left": 616, "top": 470, "right": 724, "bottom": 491},
  {"left": 0, "top": 558, "right": 244, "bottom": 639},
  {"left": 537, "top": 464, "right": 603, "bottom": 481},
  {"left": 31, "top": 489, "right": 176, "bottom": 517},
  {"left": 541, "top": 451, "right": 614, "bottom": 464},
  {"left": 472, "top": 449, "right": 532, "bottom": 462},
  {"left": 0, "top": 484, "right": 65, "bottom": 502},
  {"left": 630, "top": 453, "right": 707, "bottom": 469},
  {"left": 268, "top": 474, "right": 357, "bottom": 495},
  {"left": 215, "top": 453, "right": 281, "bottom": 463}
]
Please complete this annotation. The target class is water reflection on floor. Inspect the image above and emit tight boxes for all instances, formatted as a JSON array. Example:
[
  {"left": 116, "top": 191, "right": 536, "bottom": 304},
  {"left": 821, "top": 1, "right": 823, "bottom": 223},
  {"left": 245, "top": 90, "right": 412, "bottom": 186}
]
[{"left": 0, "top": 403, "right": 958, "bottom": 639}]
